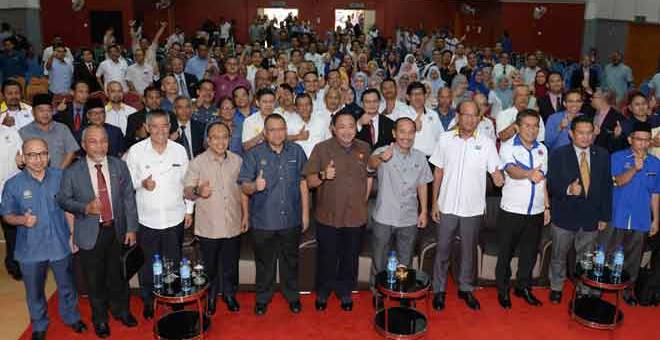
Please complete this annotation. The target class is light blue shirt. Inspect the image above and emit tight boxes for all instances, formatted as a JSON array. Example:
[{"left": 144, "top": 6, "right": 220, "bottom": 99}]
[
  {"left": 604, "top": 63, "right": 633, "bottom": 102},
  {"left": 48, "top": 58, "right": 73, "bottom": 95},
  {"left": 545, "top": 111, "right": 584, "bottom": 152},
  {"left": 185, "top": 56, "right": 210, "bottom": 81},
  {"left": 650, "top": 73, "right": 660, "bottom": 98}
]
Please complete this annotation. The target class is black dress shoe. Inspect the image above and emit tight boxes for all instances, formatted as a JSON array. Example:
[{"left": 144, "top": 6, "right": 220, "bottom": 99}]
[
  {"left": 254, "top": 303, "right": 268, "bottom": 316},
  {"left": 372, "top": 295, "right": 384, "bottom": 310},
  {"left": 549, "top": 290, "right": 562, "bottom": 304},
  {"left": 207, "top": 297, "right": 217, "bottom": 316},
  {"left": 289, "top": 300, "right": 302, "bottom": 313},
  {"left": 340, "top": 301, "right": 353, "bottom": 311},
  {"left": 514, "top": 288, "right": 542, "bottom": 306},
  {"left": 315, "top": 299, "right": 327, "bottom": 311},
  {"left": 498, "top": 291, "right": 512, "bottom": 309},
  {"left": 31, "top": 331, "right": 46, "bottom": 340},
  {"left": 223, "top": 295, "right": 240, "bottom": 312},
  {"left": 114, "top": 314, "right": 138, "bottom": 327},
  {"left": 458, "top": 291, "right": 481, "bottom": 310},
  {"left": 94, "top": 322, "right": 110, "bottom": 338},
  {"left": 8, "top": 268, "right": 22, "bottom": 281},
  {"left": 68, "top": 320, "right": 87, "bottom": 333},
  {"left": 623, "top": 290, "right": 638, "bottom": 306},
  {"left": 143, "top": 304, "right": 154, "bottom": 319},
  {"left": 432, "top": 292, "right": 446, "bottom": 311}
]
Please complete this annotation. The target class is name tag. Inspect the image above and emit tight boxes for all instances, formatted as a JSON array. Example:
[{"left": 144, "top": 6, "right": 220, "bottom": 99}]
[
  {"left": 647, "top": 172, "right": 656, "bottom": 177},
  {"left": 23, "top": 190, "right": 32, "bottom": 200},
  {"left": 172, "top": 163, "right": 181, "bottom": 167}
]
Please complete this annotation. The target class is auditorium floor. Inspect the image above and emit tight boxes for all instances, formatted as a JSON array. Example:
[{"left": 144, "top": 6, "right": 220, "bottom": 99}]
[{"left": 0, "top": 243, "right": 56, "bottom": 340}]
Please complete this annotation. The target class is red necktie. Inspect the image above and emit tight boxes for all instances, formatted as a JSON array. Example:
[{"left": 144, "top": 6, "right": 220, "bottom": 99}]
[
  {"left": 95, "top": 164, "right": 113, "bottom": 223},
  {"left": 74, "top": 107, "right": 81, "bottom": 131}
]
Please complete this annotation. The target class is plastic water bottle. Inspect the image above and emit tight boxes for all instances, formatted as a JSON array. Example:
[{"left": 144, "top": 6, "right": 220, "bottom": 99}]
[
  {"left": 612, "top": 246, "right": 624, "bottom": 278},
  {"left": 386, "top": 251, "right": 399, "bottom": 284},
  {"left": 593, "top": 246, "right": 605, "bottom": 277},
  {"left": 153, "top": 254, "right": 163, "bottom": 290},
  {"left": 181, "top": 258, "right": 192, "bottom": 293}
]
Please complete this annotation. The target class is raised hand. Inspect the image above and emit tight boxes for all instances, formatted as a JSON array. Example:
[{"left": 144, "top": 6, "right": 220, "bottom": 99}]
[
  {"left": 298, "top": 126, "right": 310, "bottom": 141},
  {"left": 57, "top": 99, "right": 67, "bottom": 112},
  {"left": 142, "top": 174, "right": 156, "bottom": 191},
  {"left": 614, "top": 120, "right": 623, "bottom": 138},
  {"left": 380, "top": 143, "right": 394, "bottom": 162},
  {"left": 255, "top": 169, "right": 267, "bottom": 191},
  {"left": 415, "top": 113, "right": 423, "bottom": 132},
  {"left": 568, "top": 178, "right": 582, "bottom": 196},
  {"left": 2, "top": 114, "right": 15, "bottom": 127}
]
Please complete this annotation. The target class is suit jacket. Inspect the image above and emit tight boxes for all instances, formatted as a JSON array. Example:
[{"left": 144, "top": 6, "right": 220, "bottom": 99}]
[
  {"left": 57, "top": 156, "right": 138, "bottom": 250},
  {"left": 589, "top": 107, "right": 627, "bottom": 153},
  {"left": 73, "top": 61, "right": 102, "bottom": 93},
  {"left": 156, "top": 72, "right": 198, "bottom": 98},
  {"left": 124, "top": 109, "right": 179, "bottom": 148},
  {"left": 547, "top": 144, "right": 612, "bottom": 232},
  {"left": 569, "top": 67, "right": 600, "bottom": 93},
  {"left": 355, "top": 114, "right": 395, "bottom": 150},
  {"left": 54, "top": 103, "right": 87, "bottom": 143},
  {"left": 538, "top": 94, "right": 565, "bottom": 123},
  {"left": 175, "top": 119, "right": 205, "bottom": 158}
]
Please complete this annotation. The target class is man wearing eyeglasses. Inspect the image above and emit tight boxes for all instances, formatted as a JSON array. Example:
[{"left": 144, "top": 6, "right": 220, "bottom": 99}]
[
  {"left": 1, "top": 137, "right": 87, "bottom": 340},
  {"left": 545, "top": 89, "right": 585, "bottom": 151}
]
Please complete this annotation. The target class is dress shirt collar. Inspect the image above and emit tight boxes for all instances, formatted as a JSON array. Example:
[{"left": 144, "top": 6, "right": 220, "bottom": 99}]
[{"left": 513, "top": 134, "right": 540, "bottom": 149}]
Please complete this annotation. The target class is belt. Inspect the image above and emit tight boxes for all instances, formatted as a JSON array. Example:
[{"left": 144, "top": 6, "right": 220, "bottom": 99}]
[{"left": 100, "top": 220, "right": 114, "bottom": 228}]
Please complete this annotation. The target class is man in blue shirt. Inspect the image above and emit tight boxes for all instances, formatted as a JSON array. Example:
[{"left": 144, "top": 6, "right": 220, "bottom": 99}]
[
  {"left": 239, "top": 113, "right": 309, "bottom": 316},
  {"left": 184, "top": 42, "right": 217, "bottom": 81},
  {"left": 0, "top": 38, "right": 26, "bottom": 82},
  {"left": 608, "top": 121, "right": 660, "bottom": 306},
  {"left": 0, "top": 137, "right": 87, "bottom": 340},
  {"left": 545, "top": 90, "right": 584, "bottom": 151}
]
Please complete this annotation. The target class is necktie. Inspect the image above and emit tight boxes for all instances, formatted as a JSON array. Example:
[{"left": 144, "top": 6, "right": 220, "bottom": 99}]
[
  {"left": 180, "top": 125, "right": 192, "bottom": 160},
  {"left": 178, "top": 75, "right": 188, "bottom": 97},
  {"left": 74, "top": 107, "right": 81, "bottom": 131},
  {"left": 554, "top": 95, "right": 561, "bottom": 112},
  {"left": 579, "top": 151, "right": 590, "bottom": 195},
  {"left": 368, "top": 120, "right": 375, "bottom": 145},
  {"left": 95, "top": 164, "right": 113, "bottom": 223},
  {"left": 87, "top": 63, "right": 93, "bottom": 73}
]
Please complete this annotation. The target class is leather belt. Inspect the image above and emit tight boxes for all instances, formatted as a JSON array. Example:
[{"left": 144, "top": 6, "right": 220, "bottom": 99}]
[{"left": 100, "top": 220, "right": 114, "bottom": 228}]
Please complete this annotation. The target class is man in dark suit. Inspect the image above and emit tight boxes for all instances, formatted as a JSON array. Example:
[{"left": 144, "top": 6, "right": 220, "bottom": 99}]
[
  {"left": 124, "top": 85, "right": 178, "bottom": 148},
  {"left": 73, "top": 48, "right": 102, "bottom": 93},
  {"left": 54, "top": 80, "right": 89, "bottom": 143},
  {"left": 156, "top": 56, "right": 197, "bottom": 99},
  {"left": 537, "top": 72, "right": 565, "bottom": 122},
  {"left": 84, "top": 98, "right": 125, "bottom": 157},
  {"left": 355, "top": 88, "right": 395, "bottom": 149},
  {"left": 570, "top": 55, "right": 600, "bottom": 96},
  {"left": 172, "top": 96, "right": 205, "bottom": 159},
  {"left": 589, "top": 89, "right": 627, "bottom": 153},
  {"left": 57, "top": 125, "right": 139, "bottom": 337},
  {"left": 546, "top": 115, "right": 613, "bottom": 304}
]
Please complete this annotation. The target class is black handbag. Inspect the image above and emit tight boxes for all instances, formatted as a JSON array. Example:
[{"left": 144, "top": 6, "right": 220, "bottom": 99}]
[{"left": 121, "top": 244, "right": 145, "bottom": 281}]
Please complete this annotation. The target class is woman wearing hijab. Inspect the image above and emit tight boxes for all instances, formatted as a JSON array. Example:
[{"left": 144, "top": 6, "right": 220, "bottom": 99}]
[
  {"left": 489, "top": 75, "right": 513, "bottom": 118},
  {"left": 385, "top": 51, "right": 400, "bottom": 78},
  {"left": 534, "top": 69, "right": 549, "bottom": 101},
  {"left": 396, "top": 73, "right": 411, "bottom": 103},
  {"left": 468, "top": 68, "right": 490, "bottom": 96},
  {"left": 397, "top": 53, "right": 419, "bottom": 79},
  {"left": 450, "top": 74, "right": 473, "bottom": 108},
  {"left": 352, "top": 72, "right": 369, "bottom": 106}
]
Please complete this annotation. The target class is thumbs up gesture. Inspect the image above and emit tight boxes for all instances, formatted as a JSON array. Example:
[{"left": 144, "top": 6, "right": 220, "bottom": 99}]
[
  {"left": 528, "top": 164, "right": 545, "bottom": 183},
  {"left": 85, "top": 197, "right": 102, "bottom": 215},
  {"left": 568, "top": 178, "right": 582, "bottom": 196},
  {"left": 2, "top": 114, "right": 15, "bottom": 127},
  {"left": 634, "top": 153, "right": 644, "bottom": 171},
  {"left": 23, "top": 210, "right": 37, "bottom": 228},
  {"left": 57, "top": 99, "right": 67, "bottom": 112},
  {"left": 414, "top": 112, "right": 423, "bottom": 132},
  {"left": 324, "top": 160, "right": 336, "bottom": 180},
  {"left": 142, "top": 174, "right": 156, "bottom": 191},
  {"left": 255, "top": 169, "right": 267, "bottom": 191},
  {"left": 197, "top": 180, "right": 212, "bottom": 198},
  {"left": 380, "top": 143, "right": 394, "bottom": 162},
  {"left": 298, "top": 126, "right": 310, "bottom": 141},
  {"left": 613, "top": 120, "right": 623, "bottom": 138}
]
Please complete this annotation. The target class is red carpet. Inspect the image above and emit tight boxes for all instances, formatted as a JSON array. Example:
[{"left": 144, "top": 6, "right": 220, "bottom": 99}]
[{"left": 19, "top": 282, "right": 656, "bottom": 340}]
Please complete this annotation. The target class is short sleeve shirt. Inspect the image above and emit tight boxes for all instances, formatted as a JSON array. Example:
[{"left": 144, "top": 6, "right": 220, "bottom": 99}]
[{"left": 18, "top": 121, "right": 79, "bottom": 168}]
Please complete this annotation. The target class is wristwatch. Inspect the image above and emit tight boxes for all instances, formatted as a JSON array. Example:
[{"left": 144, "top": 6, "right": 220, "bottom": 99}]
[{"left": 193, "top": 186, "right": 200, "bottom": 196}]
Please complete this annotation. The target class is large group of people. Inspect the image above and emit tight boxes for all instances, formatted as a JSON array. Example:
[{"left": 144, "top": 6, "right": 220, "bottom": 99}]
[{"left": 1, "top": 12, "right": 660, "bottom": 340}]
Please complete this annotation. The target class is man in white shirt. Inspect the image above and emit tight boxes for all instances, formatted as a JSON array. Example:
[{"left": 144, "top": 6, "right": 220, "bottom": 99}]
[
  {"left": 452, "top": 44, "right": 468, "bottom": 74},
  {"left": 246, "top": 50, "right": 262, "bottom": 90},
  {"left": 0, "top": 79, "right": 32, "bottom": 130},
  {"left": 0, "top": 124, "right": 22, "bottom": 280},
  {"left": 497, "top": 85, "right": 546, "bottom": 142},
  {"left": 400, "top": 82, "right": 444, "bottom": 157},
  {"left": 520, "top": 54, "right": 541, "bottom": 86},
  {"left": 495, "top": 109, "right": 549, "bottom": 309},
  {"left": 125, "top": 110, "right": 193, "bottom": 319},
  {"left": 429, "top": 100, "right": 504, "bottom": 312},
  {"left": 378, "top": 79, "right": 408, "bottom": 120},
  {"left": 302, "top": 71, "right": 325, "bottom": 112},
  {"left": 286, "top": 93, "right": 331, "bottom": 157},
  {"left": 219, "top": 19, "right": 232, "bottom": 45},
  {"left": 493, "top": 52, "right": 516, "bottom": 79},
  {"left": 104, "top": 81, "right": 136, "bottom": 134},
  {"left": 96, "top": 45, "right": 129, "bottom": 92},
  {"left": 242, "top": 88, "right": 278, "bottom": 151},
  {"left": 41, "top": 36, "right": 74, "bottom": 76},
  {"left": 130, "top": 21, "right": 167, "bottom": 77},
  {"left": 125, "top": 49, "right": 154, "bottom": 95}
]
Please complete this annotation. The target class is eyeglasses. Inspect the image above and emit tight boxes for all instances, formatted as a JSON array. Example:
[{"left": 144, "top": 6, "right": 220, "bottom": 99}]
[{"left": 25, "top": 151, "right": 48, "bottom": 160}]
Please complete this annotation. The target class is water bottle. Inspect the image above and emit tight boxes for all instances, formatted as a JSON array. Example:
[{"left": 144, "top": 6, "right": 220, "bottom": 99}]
[
  {"left": 153, "top": 254, "right": 163, "bottom": 290},
  {"left": 181, "top": 258, "right": 192, "bottom": 293},
  {"left": 593, "top": 245, "right": 605, "bottom": 277},
  {"left": 612, "top": 246, "right": 624, "bottom": 278},
  {"left": 386, "top": 251, "right": 398, "bottom": 284}
]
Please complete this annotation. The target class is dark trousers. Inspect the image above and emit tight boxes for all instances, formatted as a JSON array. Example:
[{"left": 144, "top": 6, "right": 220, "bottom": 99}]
[
  {"left": 252, "top": 227, "right": 301, "bottom": 304},
  {"left": 603, "top": 227, "right": 646, "bottom": 284},
  {"left": 20, "top": 256, "right": 81, "bottom": 332},
  {"left": 495, "top": 209, "right": 544, "bottom": 291},
  {"left": 138, "top": 223, "right": 184, "bottom": 304},
  {"left": 78, "top": 225, "right": 130, "bottom": 324},
  {"left": 316, "top": 223, "right": 364, "bottom": 302},
  {"left": 198, "top": 235, "right": 240, "bottom": 299},
  {"left": 1, "top": 218, "right": 19, "bottom": 273}
]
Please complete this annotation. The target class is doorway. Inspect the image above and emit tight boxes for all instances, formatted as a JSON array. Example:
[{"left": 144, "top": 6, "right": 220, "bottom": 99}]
[
  {"left": 258, "top": 8, "right": 299, "bottom": 28},
  {"left": 89, "top": 11, "right": 124, "bottom": 45},
  {"left": 334, "top": 9, "right": 375, "bottom": 33}
]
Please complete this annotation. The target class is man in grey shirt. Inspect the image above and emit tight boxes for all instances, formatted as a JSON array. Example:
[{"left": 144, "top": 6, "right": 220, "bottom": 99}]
[
  {"left": 18, "top": 93, "right": 79, "bottom": 169},
  {"left": 367, "top": 117, "right": 433, "bottom": 308}
]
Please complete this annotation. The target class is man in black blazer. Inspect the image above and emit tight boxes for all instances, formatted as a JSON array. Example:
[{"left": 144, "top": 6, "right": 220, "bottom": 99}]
[
  {"left": 589, "top": 89, "right": 627, "bottom": 153},
  {"left": 124, "top": 85, "right": 178, "bottom": 148},
  {"left": 73, "top": 48, "right": 102, "bottom": 93},
  {"left": 355, "top": 89, "right": 395, "bottom": 149},
  {"left": 57, "top": 125, "right": 139, "bottom": 337},
  {"left": 172, "top": 96, "right": 205, "bottom": 159},
  {"left": 54, "top": 80, "right": 90, "bottom": 143},
  {"left": 546, "top": 115, "right": 613, "bottom": 304},
  {"left": 537, "top": 72, "right": 565, "bottom": 122},
  {"left": 84, "top": 98, "right": 126, "bottom": 157},
  {"left": 570, "top": 55, "right": 600, "bottom": 95},
  {"left": 157, "top": 56, "right": 197, "bottom": 99}
]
